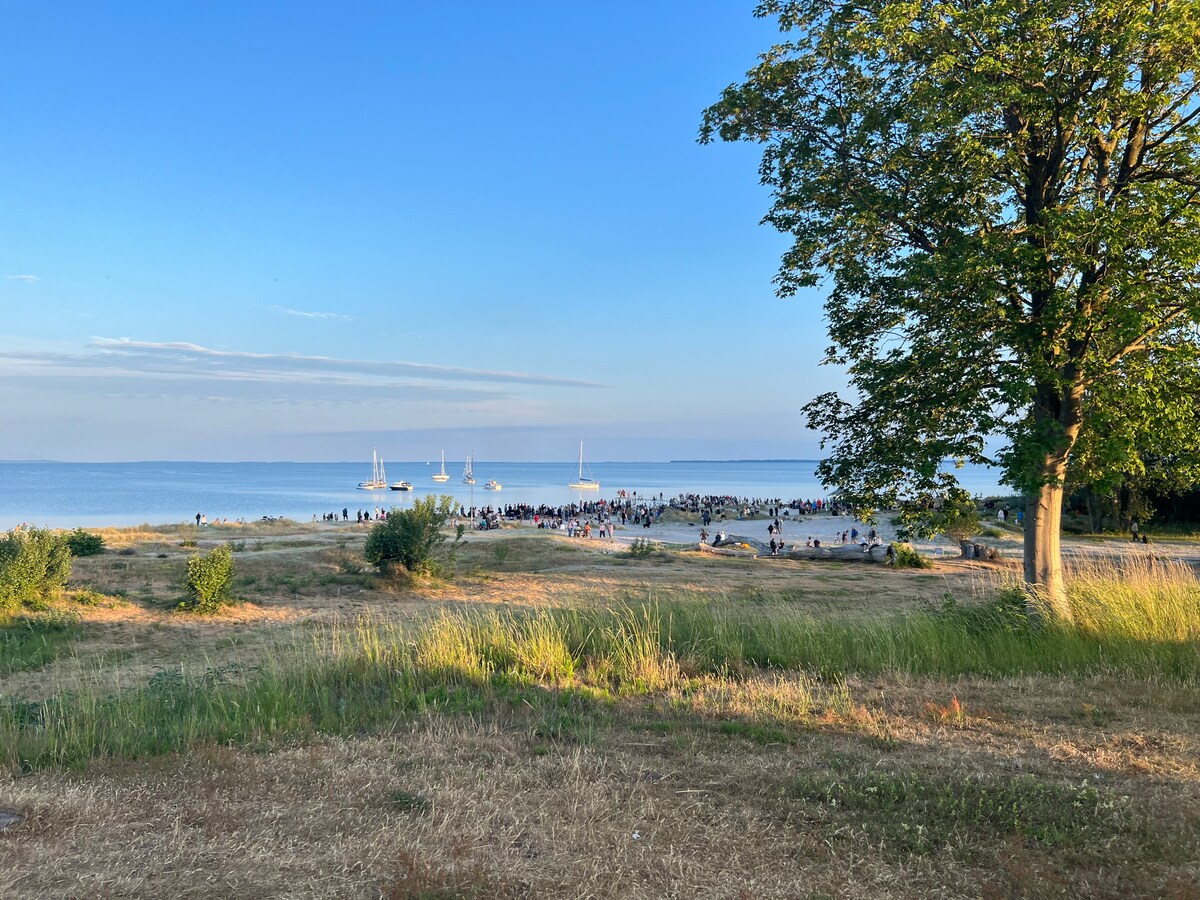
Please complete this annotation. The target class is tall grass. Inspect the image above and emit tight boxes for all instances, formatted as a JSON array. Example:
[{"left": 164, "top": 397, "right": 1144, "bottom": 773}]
[{"left": 3, "top": 556, "right": 1197, "bottom": 771}]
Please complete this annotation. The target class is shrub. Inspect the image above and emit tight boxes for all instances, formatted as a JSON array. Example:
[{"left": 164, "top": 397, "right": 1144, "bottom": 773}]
[
  {"left": 0, "top": 529, "right": 72, "bottom": 612},
  {"left": 888, "top": 542, "right": 931, "bottom": 568},
  {"left": 65, "top": 528, "right": 106, "bottom": 557},
  {"left": 627, "top": 538, "right": 656, "bottom": 559},
  {"left": 181, "top": 544, "right": 235, "bottom": 613},
  {"left": 364, "top": 495, "right": 460, "bottom": 576}
]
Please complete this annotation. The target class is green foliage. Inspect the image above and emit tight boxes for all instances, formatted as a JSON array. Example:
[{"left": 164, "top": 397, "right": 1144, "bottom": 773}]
[
  {"left": 363, "top": 495, "right": 458, "bottom": 576},
  {"left": 64, "top": 528, "right": 106, "bottom": 557},
  {"left": 898, "top": 491, "right": 982, "bottom": 544},
  {"left": 888, "top": 543, "right": 931, "bottom": 569},
  {"left": 0, "top": 528, "right": 72, "bottom": 612},
  {"left": 627, "top": 538, "right": 656, "bottom": 559},
  {"left": 181, "top": 543, "right": 235, "bottom": 613},
  {"left": 702, "top": 0, "right": 1200, "bottom": 588}
]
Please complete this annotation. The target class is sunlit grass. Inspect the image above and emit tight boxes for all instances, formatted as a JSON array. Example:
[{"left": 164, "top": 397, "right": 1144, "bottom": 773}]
[{"left": 3, "top": 558, "right": 1198, "bottom": 772}]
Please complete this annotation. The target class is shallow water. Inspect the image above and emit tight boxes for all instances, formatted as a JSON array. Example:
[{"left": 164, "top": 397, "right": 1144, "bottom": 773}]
[{"left": 0, "top": 459, "right": 1006, "bottom": 529}]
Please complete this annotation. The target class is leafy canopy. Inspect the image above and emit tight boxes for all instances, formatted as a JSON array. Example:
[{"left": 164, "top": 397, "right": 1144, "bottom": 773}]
[{"left": 701, "top": 0, "right": 1200, "bottom": 513}]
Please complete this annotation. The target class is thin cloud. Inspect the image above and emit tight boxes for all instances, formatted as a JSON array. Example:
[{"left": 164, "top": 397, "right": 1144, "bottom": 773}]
[
  {"left": 0, "top": 338, "right": 603, "bottom": 410},
  {"left": 5, "top": 275, "right": 39, "bottom": 283},
  {"left": 268, "top": 305, "right": 356, "bottom": 321},
  {"left": 87, "top": 338, "right": 604, "bottom": 388}
]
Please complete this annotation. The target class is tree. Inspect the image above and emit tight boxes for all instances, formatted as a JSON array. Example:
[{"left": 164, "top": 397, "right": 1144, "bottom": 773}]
[
  {"left": 898, "top": 491, "right": 983, "bottom": 549},
  {"left": 701, "top": 0, "right": 1200, "bottom": 617},
  {"left": 364, "top": 495, "right": 460, "bottom": 577}
]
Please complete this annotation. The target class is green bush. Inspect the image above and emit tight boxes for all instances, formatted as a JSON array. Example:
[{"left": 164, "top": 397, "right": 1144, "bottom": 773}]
[
  {"left": 65, "top": 528, "right": 106, "bottom": 557},
  {"left": 888, "top": 542, "right": 931, "bottom": 569},
  {"left": 627, "top": 538, "right": 656, "bottom": 559},
  {"left": 181, "top": 544, "right": 235, "bottom": 613},
  {"left": 364, "top": 495, "right": 459, "bottom": 576},
  {"left": 0, "top": 529, "right": 72, "bottom": 612}
]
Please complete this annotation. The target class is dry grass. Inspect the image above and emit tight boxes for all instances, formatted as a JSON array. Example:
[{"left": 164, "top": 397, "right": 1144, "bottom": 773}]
[
  {"left": 1, "top": 523, "right": 1198, "bottom": 898},
  {"left": 2, "top": 676, "right": 1197, "bottom": 898}
]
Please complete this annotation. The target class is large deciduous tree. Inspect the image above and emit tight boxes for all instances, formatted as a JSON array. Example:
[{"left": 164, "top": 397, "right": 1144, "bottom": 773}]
[{"left": 701, "top": 0, "right": 1200, "bottom": 617}]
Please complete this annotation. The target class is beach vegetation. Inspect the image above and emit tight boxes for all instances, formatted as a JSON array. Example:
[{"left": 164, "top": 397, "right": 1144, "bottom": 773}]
[
  {"left": 2, "top": 522, "right": 1197, "bottom": 896},
  {"left": 887, "top": 543, "right": 930, "bottom": 569},
  {"left": 0, "top": 608, "right": 81, "bottom": 674},
  {"left": 64, "top": 528, "right": 106, "bottom": 557},
  {"left": 6, "top": 553, "right": 1200, "bottom": 772},
  {"left": 364, "top": 495, "right": 461, "bottom": 577},
  {"left": 181, "top": 543, "right": 236, "bottom": 613},
  {"left": 701, "top": 1, "right": 1200, "bottom": 616},
  {"left": 0, "top": 527, "right": 72, "bottom": 611}
]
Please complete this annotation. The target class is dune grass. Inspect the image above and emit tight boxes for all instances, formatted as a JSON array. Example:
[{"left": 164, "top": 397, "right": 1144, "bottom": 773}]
[
  {"left": 0, "top": 609, "right": 81, "bottom": 675},
  {"left": 2, "top": 554, "right": 1197, "bottom": 773}
]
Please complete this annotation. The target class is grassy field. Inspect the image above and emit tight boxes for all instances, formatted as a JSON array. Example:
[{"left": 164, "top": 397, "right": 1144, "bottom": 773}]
[{"left": 1, "top": 521, "right": 1198, "bottom": 898}]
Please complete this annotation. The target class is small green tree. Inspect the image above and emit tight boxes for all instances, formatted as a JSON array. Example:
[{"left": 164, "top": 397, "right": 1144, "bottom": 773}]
[
  {"left": 182, "top": 543, "right": 235, "bottom": 613},
  {"left": 364, "top": 495, "right": 459, "bottom": 576},
  {"left": 0, "top": 528, "right": 72, "bottom": 611},
  {"left": 65, "top": 528, "right": 106, "bottom": 557}
]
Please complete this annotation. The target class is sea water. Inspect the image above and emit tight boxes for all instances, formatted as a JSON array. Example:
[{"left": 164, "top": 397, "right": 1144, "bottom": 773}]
[{"left": 0, "top": 460, "right": 1007, "bottom": 529}]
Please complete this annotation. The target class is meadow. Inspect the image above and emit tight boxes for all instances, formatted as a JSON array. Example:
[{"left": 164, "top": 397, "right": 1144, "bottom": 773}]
[{"left": 1, "top": 520, "right": 1198, "bottom": 898}]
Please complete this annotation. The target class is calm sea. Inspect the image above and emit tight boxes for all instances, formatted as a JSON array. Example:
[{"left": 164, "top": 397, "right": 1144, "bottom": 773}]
[{"left": 0, "top": 460, "right": 1007, "bottom": 529}]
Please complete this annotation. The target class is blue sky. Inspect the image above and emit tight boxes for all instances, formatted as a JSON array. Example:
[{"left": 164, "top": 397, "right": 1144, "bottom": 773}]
[{"left": 0, "top": 1, "right": 840, "bottom": 462}]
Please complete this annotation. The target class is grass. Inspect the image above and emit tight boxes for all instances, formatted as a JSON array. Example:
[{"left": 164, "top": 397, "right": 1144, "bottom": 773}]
[
  {"left": 2, "top": 526, "right": 1198, "bottom": 898},
  {"left": 790, "top": 769, "right": 1149, "bottom": 858},
  {"left": 4, "top": 553, "right": 1199, "bottom": 772},
  {"left": 0, "top": 610, "right": 81, "bottom": 675}
]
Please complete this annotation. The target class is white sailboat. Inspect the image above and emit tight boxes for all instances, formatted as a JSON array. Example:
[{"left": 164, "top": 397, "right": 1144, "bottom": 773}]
[
  {"left": 432, "top": 449, "right": 450, "bottom": 483},
  {"left": 462, "top": 451, "right": 476, "bottom": 485},
  {"left": 358, "top": 449, "right": 387, "bottom": 490},
  {"left": 568, "top": 441, "right": 599, "bottom": 490}
]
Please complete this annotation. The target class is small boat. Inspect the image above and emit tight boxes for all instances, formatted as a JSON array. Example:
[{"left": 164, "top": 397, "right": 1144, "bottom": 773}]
[
  {"left": 432, "top": 449, "right": 450, "bottom": 483},
  {"left": 568, "top": 441, "right": 600, "bottom": 490},
  {"left": 463, "top": 451, "right": 476, "bottom": 485},
  {"left": 358, "top": 449, "right": 388, "bottom": 490},
  {"left": 388, "top": 480, "right": 413, "bottom": 491},
  {"left": 483, "top": 479, "right": 502, "bottom": 491}
]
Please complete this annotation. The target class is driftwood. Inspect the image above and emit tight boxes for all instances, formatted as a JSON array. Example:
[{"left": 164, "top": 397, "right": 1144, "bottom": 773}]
[
  {"left": 709, "top": 535, "right": 890, "bottom": 563},
  {"left": 784, "top": 544, "right": 890, "bottom": 563}
]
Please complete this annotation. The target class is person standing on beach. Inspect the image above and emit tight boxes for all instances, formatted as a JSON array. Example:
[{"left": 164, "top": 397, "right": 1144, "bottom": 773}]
[{"left": 195, "top": 513, "right": 201, "bottom": 526}]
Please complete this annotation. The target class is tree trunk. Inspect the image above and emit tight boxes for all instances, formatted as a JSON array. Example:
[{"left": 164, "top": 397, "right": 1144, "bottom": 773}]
[{"left": 1023, "top": 482, "right": 1072, "bottom": 623}]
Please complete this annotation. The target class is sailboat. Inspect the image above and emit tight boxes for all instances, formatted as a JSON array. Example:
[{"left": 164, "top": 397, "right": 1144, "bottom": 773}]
[
  {"left": 432, "top": 449, "right": 450, "bottom": 483},
  {"left": 568, "top": 441, "right": 599, "bottom": 490},
  {"left": 357, "top": 449, "right": 387, "bottom": 490},
  {"left": 462, "top": 451, "right": 476, "bottom": 485}
]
